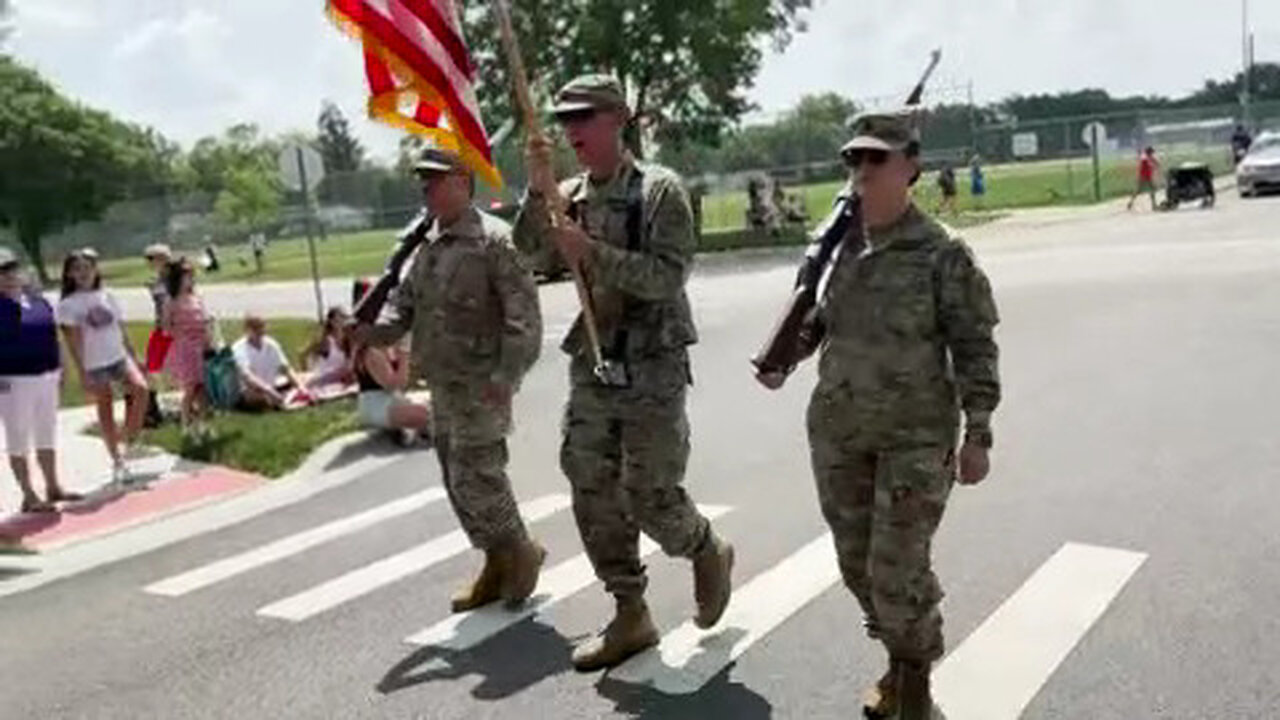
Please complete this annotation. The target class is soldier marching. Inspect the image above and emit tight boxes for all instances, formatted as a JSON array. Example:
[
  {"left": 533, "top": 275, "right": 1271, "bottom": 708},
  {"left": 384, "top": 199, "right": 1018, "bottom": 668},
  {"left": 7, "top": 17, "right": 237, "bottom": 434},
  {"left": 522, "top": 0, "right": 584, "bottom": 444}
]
[{"left": 364, "top": 67, "right": 999, "bottom": 720}]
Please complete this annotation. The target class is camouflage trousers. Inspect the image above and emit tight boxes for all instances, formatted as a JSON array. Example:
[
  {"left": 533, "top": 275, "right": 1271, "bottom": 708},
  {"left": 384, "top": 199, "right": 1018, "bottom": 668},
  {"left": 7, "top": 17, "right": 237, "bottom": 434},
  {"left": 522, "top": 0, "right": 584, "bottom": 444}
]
[
  {"left": 432, "top": 385, "right": 527, "bottom": 551},
  {"left": 559, "top": 357, "right": 711, "bottom": 598},
  {"left": 808, "top": 424, "right": 955, "bottom": 661}
]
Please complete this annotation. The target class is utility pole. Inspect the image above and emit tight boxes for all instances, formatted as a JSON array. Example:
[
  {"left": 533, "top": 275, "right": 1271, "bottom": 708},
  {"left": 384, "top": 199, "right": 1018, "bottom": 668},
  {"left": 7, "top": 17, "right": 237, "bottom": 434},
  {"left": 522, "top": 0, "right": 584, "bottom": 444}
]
[
  {"left": 968, "top": 80, "right": 978, "bottom": 155},
  {"left": 1241, "top": 0, "right": 1251, "bottom": 129}
]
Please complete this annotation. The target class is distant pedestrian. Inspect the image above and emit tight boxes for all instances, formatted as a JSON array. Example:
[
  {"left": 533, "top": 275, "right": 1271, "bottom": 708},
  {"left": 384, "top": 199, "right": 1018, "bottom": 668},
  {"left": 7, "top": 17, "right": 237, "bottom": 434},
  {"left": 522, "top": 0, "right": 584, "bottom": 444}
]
[
  {"left": 0, "top": 248, "right": 83, "bottom": 514},
  {"left": 141, "top": 243, "right": 173, "bottom": 426},
  {"left": 249, "top": 232, "right": 267, "bottom": 274},
  {"left": 969, "top": 153, "right": 986, "bottom": 208},
  {"left": 202, "top": 243, "right": 220, "bottom": 273},
  {"left": 1231, "top": 124, "right": 1253, "bottom": 166},
  {"left": 1127, "top": 146, "right": 1160, "bottom": 211},
  {"left": 936, "top": 162, "right": 958, "bottom": 214},
  {"left": 57, "top": 249, "right": 149, "bottom": 486},
  {"left": 162, "top": 258, "right": 211, "bottom": 429}
]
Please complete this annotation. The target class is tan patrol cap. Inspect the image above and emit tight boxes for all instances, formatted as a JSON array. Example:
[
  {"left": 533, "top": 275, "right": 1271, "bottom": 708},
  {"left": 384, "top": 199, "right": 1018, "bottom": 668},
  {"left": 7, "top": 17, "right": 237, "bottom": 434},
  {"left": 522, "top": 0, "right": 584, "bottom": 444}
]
[
  {"left": 144, "top": 242, "right": 172, "bottom": 260},
  {"left": 413, "top": 146, "right": 467, "bottom": 175},
  {"left": 841, "top": 111, "right": 919, "bottom": 155},
  {"left": 552, "top": 74, "right": 628, "bottom": 117},
  {"left": 0, "top": 246, "right": 18, "bottom": 270}
]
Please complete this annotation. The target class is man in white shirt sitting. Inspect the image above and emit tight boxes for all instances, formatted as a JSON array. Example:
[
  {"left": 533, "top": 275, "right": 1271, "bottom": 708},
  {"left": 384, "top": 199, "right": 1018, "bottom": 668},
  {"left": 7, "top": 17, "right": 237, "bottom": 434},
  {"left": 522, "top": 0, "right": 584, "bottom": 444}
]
[{"left": 232, "top": 313, "right": 305, "bottom": 410}]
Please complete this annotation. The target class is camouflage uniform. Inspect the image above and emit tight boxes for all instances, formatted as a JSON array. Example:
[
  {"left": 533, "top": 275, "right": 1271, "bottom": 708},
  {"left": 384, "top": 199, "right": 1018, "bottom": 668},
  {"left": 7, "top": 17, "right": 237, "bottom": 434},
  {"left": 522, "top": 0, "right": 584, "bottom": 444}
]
[
  {"left": 808, "top": 193, "right": 1001, "bottom": 662},
  {"left": 367, "top": 202, "right": 543, "bottom": 552},
  {"left": 513, "top": 142, "right": 713, "bottom": 601}
]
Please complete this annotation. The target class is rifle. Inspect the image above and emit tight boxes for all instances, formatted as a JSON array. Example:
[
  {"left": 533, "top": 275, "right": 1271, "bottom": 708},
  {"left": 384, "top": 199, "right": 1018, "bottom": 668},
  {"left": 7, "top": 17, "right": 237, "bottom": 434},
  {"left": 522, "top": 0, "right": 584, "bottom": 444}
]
[
  {"left": 751, "top": 49, "right": 942, "bottom": 386},
  {"left": 352, "top": 210, "right": 434, "bottom": 325},
  {"left": 352, "top": 118, "right": 518, "bottom": 326}
]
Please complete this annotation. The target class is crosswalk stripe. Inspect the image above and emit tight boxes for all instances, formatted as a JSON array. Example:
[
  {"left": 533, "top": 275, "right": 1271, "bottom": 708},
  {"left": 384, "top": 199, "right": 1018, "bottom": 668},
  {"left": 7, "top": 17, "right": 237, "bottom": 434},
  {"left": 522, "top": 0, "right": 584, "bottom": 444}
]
[
  {"left": 256, "top": 494, "right": 572, "bottom": 622},
  {"left": 934, "top": 542, "right": 1147, "bottom": 720},
  {"left": 144, "top": 488, "right": 449, "bottom": 597},
  {"left": 609, "top": 532, "right": 840, "bottom": 695},
  {"left": 403, "top": 505, "right": 734, "bottom": 651}
]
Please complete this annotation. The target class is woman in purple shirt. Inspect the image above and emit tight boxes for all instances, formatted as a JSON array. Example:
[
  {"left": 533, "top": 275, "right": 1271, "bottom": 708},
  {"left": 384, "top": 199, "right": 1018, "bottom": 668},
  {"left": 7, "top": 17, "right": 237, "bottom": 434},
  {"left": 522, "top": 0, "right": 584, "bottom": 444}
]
[{"left": 0, "top": 248, "right": 81, "bottom": 513}]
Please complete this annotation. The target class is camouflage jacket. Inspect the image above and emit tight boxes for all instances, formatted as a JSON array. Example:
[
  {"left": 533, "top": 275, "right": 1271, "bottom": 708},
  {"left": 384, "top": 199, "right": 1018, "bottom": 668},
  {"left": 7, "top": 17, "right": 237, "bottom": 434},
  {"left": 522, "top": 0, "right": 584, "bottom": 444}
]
[
  {"left": 812, "top": 204, "right": 1001, "bottom": 448},
  {"left": 512, "top": 156, "right": 699, "bottom": 386},
  {"left": 366, "top": 206, "right": 542, "bottom": 390}
]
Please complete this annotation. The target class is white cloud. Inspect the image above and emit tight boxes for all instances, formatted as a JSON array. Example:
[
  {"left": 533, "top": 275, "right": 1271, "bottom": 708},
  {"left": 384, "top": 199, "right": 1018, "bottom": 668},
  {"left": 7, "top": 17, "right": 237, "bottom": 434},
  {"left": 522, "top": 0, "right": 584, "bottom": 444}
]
[{"left": 12, "top": 0, "right": 96, "bottom": 32}]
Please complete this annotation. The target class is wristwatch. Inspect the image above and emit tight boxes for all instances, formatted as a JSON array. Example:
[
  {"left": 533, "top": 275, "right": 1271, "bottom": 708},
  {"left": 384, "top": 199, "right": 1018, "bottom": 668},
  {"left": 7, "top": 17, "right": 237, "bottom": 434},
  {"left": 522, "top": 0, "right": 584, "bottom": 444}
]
[{"left": 964, "top": 427, "right": 994, "bottom": 449}]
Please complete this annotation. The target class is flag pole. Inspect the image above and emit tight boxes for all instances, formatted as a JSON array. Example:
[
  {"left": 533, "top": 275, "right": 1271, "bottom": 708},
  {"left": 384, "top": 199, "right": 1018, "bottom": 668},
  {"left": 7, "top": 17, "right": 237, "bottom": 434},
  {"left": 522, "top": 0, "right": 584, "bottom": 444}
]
[{"left": 491, "top": 0, "right": 610, "bottom": 379}]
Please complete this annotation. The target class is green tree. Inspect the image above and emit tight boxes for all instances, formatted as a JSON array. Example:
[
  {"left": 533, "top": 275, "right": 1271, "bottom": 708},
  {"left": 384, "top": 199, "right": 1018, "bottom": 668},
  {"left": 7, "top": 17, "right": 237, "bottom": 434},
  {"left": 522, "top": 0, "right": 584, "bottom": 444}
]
[
  {"left": 183, "top": 123, "right": 280, "bottom": 195},
  {"left": 212, "top": 167, "right": 281, "bottom": 236},
  {"left": 464, "top": 0, "right": 812, "bottom": 157},
  {"left": 317, "top": 101, "right": 364, "bottom": 173},
  {"left": 0, "top": 57, "right": 174, "bottom": 279}
]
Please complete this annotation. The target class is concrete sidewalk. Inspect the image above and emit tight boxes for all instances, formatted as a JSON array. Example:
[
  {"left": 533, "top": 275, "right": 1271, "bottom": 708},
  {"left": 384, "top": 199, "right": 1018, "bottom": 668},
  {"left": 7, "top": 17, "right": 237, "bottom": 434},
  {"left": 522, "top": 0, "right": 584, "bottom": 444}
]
[{"left": 0, "top": 404, "right": 265, "bottom": 551}]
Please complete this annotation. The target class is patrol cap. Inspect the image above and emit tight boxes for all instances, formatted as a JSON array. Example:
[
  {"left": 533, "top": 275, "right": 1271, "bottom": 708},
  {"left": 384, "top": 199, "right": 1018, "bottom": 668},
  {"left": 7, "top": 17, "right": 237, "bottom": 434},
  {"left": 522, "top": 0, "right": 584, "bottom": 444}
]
[
  {"left": 841, "top": 111, "right": 919, "bottom": 156},
  {"left": 144, "top": 243, "right": 172, "bottom": 260},
  {"left": 0, "top": 246, "right": 18, "bottom": 271},
  {"left": 552, "top": 74, "right": 628, "bottom": 118},
  {"left": 413, "top": 146, "right": 467, "bottom": 176}
]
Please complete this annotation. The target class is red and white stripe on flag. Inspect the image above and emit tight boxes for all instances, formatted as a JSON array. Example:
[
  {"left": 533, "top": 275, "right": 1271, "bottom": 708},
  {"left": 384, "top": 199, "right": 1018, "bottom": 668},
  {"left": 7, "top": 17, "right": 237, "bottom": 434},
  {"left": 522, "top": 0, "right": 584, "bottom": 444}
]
[{"left": 328, "top": 0, "right": 502, "bottom": 187}]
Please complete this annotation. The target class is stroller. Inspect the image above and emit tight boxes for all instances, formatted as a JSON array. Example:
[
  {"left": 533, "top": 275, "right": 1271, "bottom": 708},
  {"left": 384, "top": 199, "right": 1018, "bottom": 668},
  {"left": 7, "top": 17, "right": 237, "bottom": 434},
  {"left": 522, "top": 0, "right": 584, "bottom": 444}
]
[{"left": 1159, "top": 163, "right": 1216, "bottom": 210}]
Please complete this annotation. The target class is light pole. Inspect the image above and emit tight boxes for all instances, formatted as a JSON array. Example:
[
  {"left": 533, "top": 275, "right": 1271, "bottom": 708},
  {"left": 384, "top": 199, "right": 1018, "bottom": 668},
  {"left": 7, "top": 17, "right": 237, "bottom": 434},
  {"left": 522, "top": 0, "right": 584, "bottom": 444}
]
[{"left": 1241, "top": 0, "right": 1252, "bottom": 129}]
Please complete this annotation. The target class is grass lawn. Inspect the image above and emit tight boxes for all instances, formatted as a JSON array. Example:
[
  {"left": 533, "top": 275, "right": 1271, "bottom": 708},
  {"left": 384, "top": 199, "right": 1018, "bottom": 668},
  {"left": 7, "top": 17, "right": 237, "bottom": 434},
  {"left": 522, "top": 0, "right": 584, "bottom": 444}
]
[
  {"left": 698, "top": 148, "right": 1233, "bottom": 232},
  {"left": 139, "top": 399, "right": 359, "bottom": 478},
  {"left": 58, "top": 318, "right": 319, "bottom": 408},
  {"left": 86, "top": 229, "right": 397, "bottom": 288}
]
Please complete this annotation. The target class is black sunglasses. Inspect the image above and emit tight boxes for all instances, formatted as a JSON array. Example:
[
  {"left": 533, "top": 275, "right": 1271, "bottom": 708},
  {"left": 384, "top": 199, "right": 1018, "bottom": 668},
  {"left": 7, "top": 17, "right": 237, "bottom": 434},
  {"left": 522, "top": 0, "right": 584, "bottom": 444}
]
[
  {"left": 555, "top": 108, "right": 598, "bottom": 125},
  {"left": 843, "top": 148, "right": 890, "bottom": 168}
]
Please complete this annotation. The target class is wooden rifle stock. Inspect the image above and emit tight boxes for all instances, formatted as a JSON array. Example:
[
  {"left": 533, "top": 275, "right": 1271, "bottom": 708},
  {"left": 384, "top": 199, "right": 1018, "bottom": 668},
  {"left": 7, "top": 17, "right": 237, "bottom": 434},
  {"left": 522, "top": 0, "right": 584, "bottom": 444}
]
[
  {"left": 750, "top": 192, "right": 861, "bottom": 376},
  {"left": 352, "top": 210, "right": 433, "bottom": 325}
]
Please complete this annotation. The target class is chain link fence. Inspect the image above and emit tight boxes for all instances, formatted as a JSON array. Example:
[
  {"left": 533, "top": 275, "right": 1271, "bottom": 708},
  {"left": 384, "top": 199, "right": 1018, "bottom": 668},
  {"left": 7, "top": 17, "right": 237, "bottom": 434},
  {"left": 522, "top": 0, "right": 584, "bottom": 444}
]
[{"left": 29, "top": 99, "right": 1280, "bottom": 266}]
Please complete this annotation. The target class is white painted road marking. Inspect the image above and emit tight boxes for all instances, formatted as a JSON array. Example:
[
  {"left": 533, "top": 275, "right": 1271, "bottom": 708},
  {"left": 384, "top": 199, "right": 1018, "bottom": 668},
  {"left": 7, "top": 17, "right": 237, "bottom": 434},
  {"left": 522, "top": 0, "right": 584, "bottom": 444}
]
[
  {"left": 0, "top": 443, "right": 415, "bottom": 600},
  {"left": 144, "top": 488, "right": 449, "bottom": 597},
  {"left": 256, "top": 494, "right": 572, "bottom": 622},
  {"left": 609, "top": 532, "right": 841, "bottom": 694},
  {"left": 934, "top": 542, "right": 1147, "bottom": 720},
  {"left": 403, "top": 505, "right": 734, "bottom": 651}
]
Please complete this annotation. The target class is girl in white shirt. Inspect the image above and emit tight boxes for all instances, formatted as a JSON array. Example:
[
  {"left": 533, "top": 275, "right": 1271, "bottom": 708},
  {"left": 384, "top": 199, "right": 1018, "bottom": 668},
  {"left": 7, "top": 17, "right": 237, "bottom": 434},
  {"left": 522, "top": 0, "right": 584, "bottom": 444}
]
[{"left": 57, "top": 250, "right": 149, "bottom": 485}]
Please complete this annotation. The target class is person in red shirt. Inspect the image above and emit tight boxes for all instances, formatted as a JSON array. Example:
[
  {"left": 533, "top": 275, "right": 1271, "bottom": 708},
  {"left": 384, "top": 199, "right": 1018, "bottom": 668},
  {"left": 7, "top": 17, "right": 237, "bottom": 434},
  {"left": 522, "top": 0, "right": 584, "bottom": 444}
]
[{"left": 1127, "top": 146, "right": 1160, "bottom": 211}]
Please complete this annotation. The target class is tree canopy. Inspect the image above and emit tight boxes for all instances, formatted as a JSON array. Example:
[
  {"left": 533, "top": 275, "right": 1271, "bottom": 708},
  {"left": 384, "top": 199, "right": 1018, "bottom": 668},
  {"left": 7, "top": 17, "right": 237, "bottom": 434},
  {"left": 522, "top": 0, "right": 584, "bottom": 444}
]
[
  {"left": 462, "top": 0, "right": 812, "bottom": 155},
  {"left": 0, "top": 56, "right": 176, "bottom": 277}
]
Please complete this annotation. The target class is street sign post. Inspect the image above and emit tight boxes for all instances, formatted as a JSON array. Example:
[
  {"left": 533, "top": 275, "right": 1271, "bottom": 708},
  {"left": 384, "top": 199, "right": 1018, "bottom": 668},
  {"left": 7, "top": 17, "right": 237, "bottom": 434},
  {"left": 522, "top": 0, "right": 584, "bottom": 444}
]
[{"left": 278, "top": 143, "right": 327, "bottom": 322}]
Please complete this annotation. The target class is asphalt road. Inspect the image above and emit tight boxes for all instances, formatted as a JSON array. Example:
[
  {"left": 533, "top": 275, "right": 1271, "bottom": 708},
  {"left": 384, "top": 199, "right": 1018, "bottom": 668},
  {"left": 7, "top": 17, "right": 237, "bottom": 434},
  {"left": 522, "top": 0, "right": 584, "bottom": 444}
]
[{"left": 5, "top": 193, "right": 1280, "bottom": 719}]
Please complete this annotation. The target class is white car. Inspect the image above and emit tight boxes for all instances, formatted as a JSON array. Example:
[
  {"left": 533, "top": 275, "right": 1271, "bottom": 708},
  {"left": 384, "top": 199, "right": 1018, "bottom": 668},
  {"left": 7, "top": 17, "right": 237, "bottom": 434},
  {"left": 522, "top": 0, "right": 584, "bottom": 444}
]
[{"left": 1237, "top": 132, "right": 1280, "bottom": 197}]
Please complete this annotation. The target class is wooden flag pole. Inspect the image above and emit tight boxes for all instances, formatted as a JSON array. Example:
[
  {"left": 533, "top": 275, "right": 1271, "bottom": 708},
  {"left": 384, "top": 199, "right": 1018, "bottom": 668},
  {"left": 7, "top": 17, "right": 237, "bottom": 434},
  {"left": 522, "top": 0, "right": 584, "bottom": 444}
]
[{"left": 492, "top": 0, "right": 611, "bottom": 378}]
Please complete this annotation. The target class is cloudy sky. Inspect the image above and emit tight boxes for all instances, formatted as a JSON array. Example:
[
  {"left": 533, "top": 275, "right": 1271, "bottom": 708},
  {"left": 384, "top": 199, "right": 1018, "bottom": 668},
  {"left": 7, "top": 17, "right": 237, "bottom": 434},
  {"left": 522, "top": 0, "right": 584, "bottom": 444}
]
[{"left": 8, "top": 0, "right": 1280, "bottom": 162}]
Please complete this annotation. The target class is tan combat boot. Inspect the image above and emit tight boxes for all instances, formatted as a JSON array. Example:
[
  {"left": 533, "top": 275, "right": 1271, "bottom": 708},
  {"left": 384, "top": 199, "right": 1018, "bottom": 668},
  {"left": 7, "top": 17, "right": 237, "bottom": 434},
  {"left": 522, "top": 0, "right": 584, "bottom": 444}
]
[
  {"left": 451, "top": 550, "right": 503, "bottom": 613},
  {"left": 571, "top": 596, "right": 660, "bottom": 672},
  {"left": 862, "top": 659, "right": 902, "bottom": 719},
  {"left": 501, "top": 537, "right": 547, "bottom": 605},
  {"left": 897, "top": 659, "right": 943, "bottom": 720},
  {"left": 692, "top": 532, "right": 735, "bottom": 629}
]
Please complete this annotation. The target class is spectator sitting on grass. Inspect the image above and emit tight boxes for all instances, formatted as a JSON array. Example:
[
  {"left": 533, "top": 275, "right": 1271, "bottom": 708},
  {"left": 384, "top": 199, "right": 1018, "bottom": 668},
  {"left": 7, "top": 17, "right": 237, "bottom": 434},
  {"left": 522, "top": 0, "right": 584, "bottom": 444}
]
[
  {"left": 232, "top": 313, "right": 307, "bottom": 411},
  {"left": 302, "top": 307, "right": 356, "bottom": 397},
  {"left": 352, "top": 340, "right": 430, "bottom": 447}
]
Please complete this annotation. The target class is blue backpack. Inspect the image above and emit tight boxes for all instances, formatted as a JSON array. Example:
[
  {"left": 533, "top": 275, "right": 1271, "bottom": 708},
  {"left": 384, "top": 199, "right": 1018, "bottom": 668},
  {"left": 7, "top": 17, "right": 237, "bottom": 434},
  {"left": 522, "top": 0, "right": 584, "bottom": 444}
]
[{"left": 203, "top": 347, "right": 241, "bottom": 410}]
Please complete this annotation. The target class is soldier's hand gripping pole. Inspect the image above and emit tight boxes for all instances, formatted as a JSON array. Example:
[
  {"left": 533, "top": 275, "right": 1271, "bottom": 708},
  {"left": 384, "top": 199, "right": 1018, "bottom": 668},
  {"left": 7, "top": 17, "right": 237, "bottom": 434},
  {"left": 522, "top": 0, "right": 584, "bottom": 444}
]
[{"left": 492, "top": 0, "right": 617, "bottom": 385}]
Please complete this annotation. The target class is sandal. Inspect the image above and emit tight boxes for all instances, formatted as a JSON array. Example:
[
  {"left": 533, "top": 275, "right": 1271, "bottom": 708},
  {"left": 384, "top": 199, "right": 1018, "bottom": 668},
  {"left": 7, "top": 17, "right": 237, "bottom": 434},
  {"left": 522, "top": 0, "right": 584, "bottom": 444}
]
[
  {"left": 48, "top": 490, "right": 85, "bottom": 504},
  {"left": 20, "top": 497, "right": 56, "bottom": 514}
]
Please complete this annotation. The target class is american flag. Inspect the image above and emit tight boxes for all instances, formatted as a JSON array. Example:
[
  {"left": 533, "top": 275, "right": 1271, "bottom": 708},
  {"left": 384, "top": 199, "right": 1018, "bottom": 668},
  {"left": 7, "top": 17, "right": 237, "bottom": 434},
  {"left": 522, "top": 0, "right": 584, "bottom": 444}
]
[{"left": 328, "top": 0, "right": 502, "bottom": 187}]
